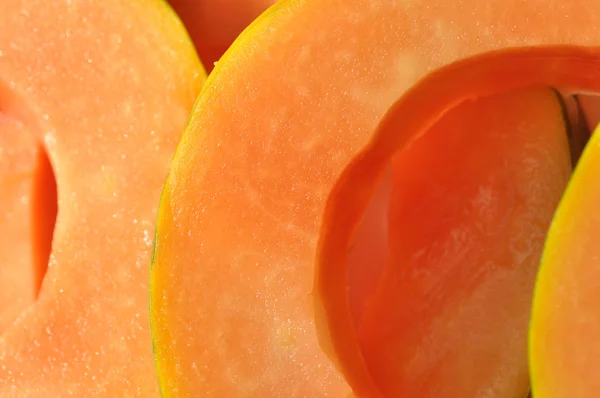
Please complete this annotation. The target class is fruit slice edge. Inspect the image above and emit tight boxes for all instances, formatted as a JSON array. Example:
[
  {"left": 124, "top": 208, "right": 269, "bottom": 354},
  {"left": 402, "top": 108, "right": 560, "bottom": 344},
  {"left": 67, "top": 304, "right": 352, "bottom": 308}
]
[
  {"left": 150, "top": 1, "right": 600, "bottom": 396},
  {"left": 529, "top": 123, "right": 600, "bottom": 398}
]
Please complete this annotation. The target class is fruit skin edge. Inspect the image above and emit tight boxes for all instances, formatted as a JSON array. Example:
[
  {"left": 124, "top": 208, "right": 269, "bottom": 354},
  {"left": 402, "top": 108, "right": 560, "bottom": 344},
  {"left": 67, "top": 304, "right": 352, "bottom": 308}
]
[
  {"left": 529, "top": 122, "right": 600, "bottom": 397},
  {"left": 148, "top": 1, "right": 293, "bottom": 395}
]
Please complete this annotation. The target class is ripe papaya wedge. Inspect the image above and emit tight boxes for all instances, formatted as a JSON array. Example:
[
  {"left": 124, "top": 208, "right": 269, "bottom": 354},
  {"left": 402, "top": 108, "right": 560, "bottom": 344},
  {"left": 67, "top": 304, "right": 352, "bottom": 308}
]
[
  {"left": 150, "top": 0, "right": 600, "bottom": 396},
  {"left": 529, "top": 122, "right": 600, "bottom": 398}
]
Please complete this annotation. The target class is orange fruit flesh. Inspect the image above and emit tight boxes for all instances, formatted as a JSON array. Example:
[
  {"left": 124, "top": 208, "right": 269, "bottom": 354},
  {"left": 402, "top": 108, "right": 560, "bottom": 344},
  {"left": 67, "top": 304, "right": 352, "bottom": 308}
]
[
  {"left": 351, "top": 88, "right": 570, "bottom": 397},
  {"left": 151, "top": 0, "right": 600, "bottom": 396},
  {"left": 0, "top": 0, "right": 204, "bottom": 394},
  {"left": 316, "top": 46, "right": 600, "bottom": 396},
  {"left": 0, "top": 98, "right": 48, "bottom": 333}
]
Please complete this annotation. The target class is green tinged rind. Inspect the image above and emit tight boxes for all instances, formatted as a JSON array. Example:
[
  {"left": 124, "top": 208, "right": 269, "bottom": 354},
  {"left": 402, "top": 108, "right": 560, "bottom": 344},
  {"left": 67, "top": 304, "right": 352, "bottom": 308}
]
[
  {"left": 144, "top": 1, "right": 208, "bottom": 396},
  {"left": 148, "top": 1, "right": 294, "bottom": 396},
  {"left": 149, "top": 175, "right": 171, "bottom": 398}
]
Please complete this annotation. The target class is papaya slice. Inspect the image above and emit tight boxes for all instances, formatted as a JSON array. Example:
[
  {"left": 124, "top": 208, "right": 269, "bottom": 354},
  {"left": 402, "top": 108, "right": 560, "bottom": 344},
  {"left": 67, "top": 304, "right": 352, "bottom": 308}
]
[
  {"left": 167, "top": 0, "right": 277, "bottom": 71},
  {"left": 314, "top": 8, "right": 600, "bottom": 398},
  {"left": 0, "top": 0, "right": 204, "bottom": 394},
  {"left": 529, "top": 123, "right": 600, "bottom": 397},
  {"left": 150, "top": 0, "right": 598, "bottom": 395}
]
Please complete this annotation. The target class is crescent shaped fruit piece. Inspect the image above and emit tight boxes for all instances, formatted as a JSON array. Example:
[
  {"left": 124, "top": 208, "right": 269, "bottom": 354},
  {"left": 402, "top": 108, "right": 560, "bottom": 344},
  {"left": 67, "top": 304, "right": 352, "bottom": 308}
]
[
  {"left": 0, "top": 0, "right": 204, "bottom": 394},
  {"left": 529, "top": 123, "right": 600, "bottom": 397},
  {"left": 150, "top": 0, "right": 597, "bottom": 396}
]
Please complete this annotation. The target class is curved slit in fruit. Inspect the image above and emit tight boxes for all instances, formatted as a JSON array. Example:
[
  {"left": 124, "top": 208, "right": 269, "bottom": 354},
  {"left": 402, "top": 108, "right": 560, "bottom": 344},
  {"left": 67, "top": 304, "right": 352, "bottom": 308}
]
[
  {"left": 30, "top": 144, "right": 57, "bottom": 298},
  {"left": 559, "top": 93, "right": 592, "bottom": 167}
]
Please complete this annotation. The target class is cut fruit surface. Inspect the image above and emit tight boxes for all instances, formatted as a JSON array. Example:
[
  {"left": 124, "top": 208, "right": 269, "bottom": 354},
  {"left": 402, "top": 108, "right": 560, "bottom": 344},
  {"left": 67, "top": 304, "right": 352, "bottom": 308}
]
[
  {"left": 529, "top": 124, "right": 600, "bottom": 398},
  {"left": 150, "top": 0, "right": 600, "bottom": 396},
  {"left": 0, "top": 0, "right": 204, "bottom": 395},
  {"left": 357, "top": 88, "right": 571, "bottom": 397}
]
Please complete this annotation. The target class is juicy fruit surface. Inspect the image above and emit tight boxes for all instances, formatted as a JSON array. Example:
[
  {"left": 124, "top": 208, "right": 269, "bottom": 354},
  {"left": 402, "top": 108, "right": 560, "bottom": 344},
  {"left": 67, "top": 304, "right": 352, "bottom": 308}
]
[
  {"left": 0, "top": 0, "right": 204, "bottom": 395},
  {"left": 150, "top": 0, "right": 600, "bottom": 396},
  {"left": 530, "top": 123, "right": 600, "bottom": 398},
  {"left": 357, "top": 88, "right": 571, "bottom": 397},
  {"left": 2, "top": 0, "right": 599, "bottom": 396}
]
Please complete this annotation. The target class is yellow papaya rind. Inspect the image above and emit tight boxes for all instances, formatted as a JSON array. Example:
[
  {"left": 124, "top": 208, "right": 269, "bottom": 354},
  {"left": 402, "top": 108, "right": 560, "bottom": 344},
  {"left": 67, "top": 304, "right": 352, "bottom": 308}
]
[
  {"left": 156, "top": 0, "right": 208, "bottom": 77},
  {"left": 149, "top": 1, "right": 293, "bottom": 395},
  {"left": 529, "top": 123, "right": 600, "bottom": 397}
]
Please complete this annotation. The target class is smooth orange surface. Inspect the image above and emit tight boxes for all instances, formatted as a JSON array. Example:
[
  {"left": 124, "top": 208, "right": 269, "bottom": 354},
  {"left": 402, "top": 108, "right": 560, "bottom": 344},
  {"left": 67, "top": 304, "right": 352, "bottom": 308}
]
[
  {"left": 0, "top": 0, "right": 204, "bottom": 394},
  {"left": 151, "top": 0, "right": 600, "bottom": 396},
  {"left": 357, "top": 88, "right": 570, "bottom": 397},
  {"left": 167, "top": 0, "right": 277, "bottom": 71},
  {"left": 0, "top": 97, "right": 42, "bottom": 333}
]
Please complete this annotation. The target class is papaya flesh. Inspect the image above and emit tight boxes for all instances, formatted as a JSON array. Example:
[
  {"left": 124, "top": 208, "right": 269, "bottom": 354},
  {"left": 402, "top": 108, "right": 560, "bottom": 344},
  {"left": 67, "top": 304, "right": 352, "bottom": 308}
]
[
  {"left": 529, "top": 123, "right": 600, "bottom": 398},
  {"left": 355, "top": 88, "right": 570, "bottom": 397},
  {"left": 150, "top": 0, "right": 600, "bottom": 396},
  {"left": 167, "top": 0, "right": 277, "bottom": 71},
  {"left": 314, "top": 5, "right": 600, "bottom": 397},
  {"left": 0, "top": 95, "right": 55, "bottom": 334},
  {"left": 0, "top": 0, "right": 204, "bottom": 394}
]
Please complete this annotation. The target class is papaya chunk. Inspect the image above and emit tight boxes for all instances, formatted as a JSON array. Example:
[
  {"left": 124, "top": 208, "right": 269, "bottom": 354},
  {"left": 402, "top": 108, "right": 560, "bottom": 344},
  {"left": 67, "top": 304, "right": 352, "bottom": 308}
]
[
  {"left": 150, "top": 0, "right": 600, "bottom": 396},
  {"left": 529, "top": 123, "right": 600, "bottom": 398},
  {"left": 0, "top": 0, "right": 204, "bottom": 394}
]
